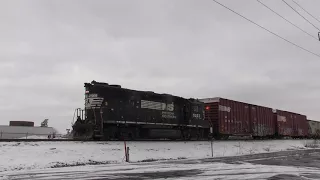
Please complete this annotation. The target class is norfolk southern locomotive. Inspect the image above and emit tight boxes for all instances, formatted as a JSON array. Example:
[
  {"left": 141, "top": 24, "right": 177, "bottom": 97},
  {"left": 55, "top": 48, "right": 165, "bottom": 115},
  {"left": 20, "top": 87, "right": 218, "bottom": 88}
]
[{"left": 72, "top": 80, "right": 210, "bottom": 140}]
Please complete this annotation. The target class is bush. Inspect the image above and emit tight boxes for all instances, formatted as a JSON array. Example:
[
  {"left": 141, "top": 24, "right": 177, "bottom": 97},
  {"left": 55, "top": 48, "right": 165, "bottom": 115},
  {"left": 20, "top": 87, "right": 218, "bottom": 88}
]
[
  {"left": 304, "top": 139, "right": 320, "bottom": 148},
  {"left": 263, "top": 147, "right": 270, "bottom": 152}
]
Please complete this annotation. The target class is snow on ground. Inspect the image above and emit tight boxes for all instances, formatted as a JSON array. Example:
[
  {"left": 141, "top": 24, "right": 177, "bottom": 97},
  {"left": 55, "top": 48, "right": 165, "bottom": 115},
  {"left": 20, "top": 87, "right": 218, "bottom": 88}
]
[
  {"left": 1, "top": 160, "right": 320, "bottom": 180},
  {"left": 0, "top": 140, "right": 317, "bottom": 172}
]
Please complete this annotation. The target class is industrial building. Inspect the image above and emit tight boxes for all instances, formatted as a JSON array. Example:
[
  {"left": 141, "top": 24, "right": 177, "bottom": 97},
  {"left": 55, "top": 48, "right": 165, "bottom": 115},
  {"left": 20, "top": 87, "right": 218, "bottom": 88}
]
[{"left": 0, "top": 119, "right": 58, "bottom": 139}]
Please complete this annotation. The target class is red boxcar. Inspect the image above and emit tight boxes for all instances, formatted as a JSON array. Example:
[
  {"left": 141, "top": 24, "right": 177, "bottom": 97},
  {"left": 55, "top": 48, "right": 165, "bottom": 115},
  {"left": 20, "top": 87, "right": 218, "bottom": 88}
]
[
  {"left": 294, "top": 114, "right": 308, "bottom": 137},
  {"left": 250, "top": 105, "right": 275, "bottom": 137},
  {"left": 200, "top": 97, "right": 275, "bottom": 138},
  {"left": 274, "top": 110, "right": 308, "bottom": 137}
]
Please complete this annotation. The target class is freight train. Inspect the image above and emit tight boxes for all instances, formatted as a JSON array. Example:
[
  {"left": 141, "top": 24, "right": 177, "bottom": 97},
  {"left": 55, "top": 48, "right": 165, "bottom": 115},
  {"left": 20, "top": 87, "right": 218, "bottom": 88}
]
[
  {"left": 72, "top": 80, "right": 320, "bottom": 140},
  {"left": 200, "top": 98, "right": 310, "bottom": 139}
]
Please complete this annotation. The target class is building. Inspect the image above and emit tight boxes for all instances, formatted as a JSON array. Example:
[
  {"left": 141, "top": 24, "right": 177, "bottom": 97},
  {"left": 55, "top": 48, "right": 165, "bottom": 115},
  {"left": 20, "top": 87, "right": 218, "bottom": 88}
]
[{"left": 0, "top": 120, "right": 59, "bottom": 139}]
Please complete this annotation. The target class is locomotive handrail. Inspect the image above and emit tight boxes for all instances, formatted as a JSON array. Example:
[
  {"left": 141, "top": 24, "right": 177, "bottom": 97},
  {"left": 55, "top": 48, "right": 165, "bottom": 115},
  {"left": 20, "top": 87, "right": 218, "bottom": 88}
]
[
  {"left": 72, "top": 108, "right": 79, "bottom": 125},
  {"left": 72, "top": 108, "right": 84, "bottom": 125}
]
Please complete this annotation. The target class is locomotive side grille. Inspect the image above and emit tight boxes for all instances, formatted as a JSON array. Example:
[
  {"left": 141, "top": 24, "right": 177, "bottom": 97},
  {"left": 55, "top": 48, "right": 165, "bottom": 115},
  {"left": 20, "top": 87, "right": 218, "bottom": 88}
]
[{"left": 141, "top": 100, "right": 174, "bottom": 111}]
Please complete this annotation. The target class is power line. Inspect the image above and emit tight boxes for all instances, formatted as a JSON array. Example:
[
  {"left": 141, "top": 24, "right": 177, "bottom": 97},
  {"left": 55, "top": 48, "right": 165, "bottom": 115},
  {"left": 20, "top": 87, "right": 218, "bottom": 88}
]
[
  {"left": 257, "top": 0, "right": 318, "bottom": 41},
  {"left": 212, "top": 0, "right": 320, "bottom": 58},
  {"left": 292, "top": 0, "right": 320, "bottom": 24},
  {"left": 282, "top": 0, "right": 320, "bottom": 31}
]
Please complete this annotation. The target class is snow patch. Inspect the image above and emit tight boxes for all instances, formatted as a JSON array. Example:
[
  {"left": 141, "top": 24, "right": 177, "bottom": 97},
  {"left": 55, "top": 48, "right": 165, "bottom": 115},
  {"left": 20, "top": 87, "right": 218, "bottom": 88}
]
[
  {"left": 0, "top": 140, "right": 317, "bottom": 172},
  {"left": 2, "top": 161, "right": 320, "bottom": 180}
]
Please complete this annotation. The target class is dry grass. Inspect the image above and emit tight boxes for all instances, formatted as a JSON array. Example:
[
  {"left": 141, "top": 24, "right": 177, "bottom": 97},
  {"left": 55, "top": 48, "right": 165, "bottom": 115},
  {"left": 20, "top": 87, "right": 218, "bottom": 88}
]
[{"left": 304, "top": 140, "right": 320, "bottom": 148}]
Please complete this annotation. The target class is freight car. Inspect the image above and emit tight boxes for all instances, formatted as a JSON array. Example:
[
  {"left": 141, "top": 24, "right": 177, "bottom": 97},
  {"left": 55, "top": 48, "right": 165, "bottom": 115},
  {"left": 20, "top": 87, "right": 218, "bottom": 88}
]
[
  {"left": 199, "top": 97, "right": 275, "bottom": 139},
  {"left": 274, "top": 110, "right": 309, "bottom": 138},
  {"left": 307, "top": 119, "right": 320, "bottom": 138},
  {"left": 200, "top": 97, "right": 310, "bottom": 140},
  {"left": 72, "top": 80, "right": 210, "bottom": 140}
]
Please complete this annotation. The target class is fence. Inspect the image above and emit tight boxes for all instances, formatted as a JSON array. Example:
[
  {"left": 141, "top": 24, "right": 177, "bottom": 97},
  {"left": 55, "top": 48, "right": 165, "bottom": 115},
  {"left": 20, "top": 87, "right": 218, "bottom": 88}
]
[{"left": 0, "top": 131, "right": 65, "bottom": 140}]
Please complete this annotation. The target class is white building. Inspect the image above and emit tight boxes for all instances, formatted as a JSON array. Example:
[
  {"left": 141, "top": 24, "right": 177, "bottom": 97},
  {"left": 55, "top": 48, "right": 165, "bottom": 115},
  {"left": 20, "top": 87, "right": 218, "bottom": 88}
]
[{"left": 0, "top": 120, "right": 59, "bottom": 139}]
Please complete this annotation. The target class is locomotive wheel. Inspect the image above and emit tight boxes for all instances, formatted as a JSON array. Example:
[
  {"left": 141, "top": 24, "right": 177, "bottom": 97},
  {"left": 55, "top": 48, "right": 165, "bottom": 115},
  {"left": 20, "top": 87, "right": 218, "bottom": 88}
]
[
  {"left": 195, "top": 134, "right": 200, "bottom": 140},
  {"left": 187, "top": 134, "right": 192, "bottom": 140},
  {"left": 128, "top": 132, "right": 135, "bottom": 140}
]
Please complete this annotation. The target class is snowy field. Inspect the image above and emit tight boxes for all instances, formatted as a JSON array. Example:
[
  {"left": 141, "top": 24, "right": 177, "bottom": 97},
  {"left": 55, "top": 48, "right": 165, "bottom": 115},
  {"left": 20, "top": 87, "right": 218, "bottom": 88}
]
[
  {"left": 0, "top": 139, "right": 318, "bottom": 173},
  {"left": 2, "top": 160, "right": 320, "bottom": 180}
]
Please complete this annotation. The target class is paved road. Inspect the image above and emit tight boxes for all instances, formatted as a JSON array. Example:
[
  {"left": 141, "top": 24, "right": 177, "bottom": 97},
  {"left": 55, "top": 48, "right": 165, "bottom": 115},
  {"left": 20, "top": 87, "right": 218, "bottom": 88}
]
[{"left": 1, "top": 149, "right": 320, "bottom": 180}]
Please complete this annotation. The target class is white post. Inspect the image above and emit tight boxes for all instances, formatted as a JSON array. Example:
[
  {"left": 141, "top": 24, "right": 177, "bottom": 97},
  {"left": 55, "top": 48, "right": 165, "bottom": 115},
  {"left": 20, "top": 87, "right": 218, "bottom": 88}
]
[
  {"left": 211, "top": 140, "right": 213, "bottom": 157},
  {"left": 210, "top": 126, "right": 213, "bottom": 157}
]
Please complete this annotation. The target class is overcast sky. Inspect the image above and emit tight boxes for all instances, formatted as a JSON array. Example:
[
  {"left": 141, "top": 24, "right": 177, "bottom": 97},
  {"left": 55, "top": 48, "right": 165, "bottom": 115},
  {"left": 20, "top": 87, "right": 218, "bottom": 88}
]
[{"left": 1, "top": 0, "right": 320, "bottom": 133}]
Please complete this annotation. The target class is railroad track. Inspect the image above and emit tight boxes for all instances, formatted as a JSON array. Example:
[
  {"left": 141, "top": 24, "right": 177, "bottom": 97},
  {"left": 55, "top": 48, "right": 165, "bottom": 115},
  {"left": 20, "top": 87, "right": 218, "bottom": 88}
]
[{"left": 0, "top": 137, "right": 317, "bottom": 142}]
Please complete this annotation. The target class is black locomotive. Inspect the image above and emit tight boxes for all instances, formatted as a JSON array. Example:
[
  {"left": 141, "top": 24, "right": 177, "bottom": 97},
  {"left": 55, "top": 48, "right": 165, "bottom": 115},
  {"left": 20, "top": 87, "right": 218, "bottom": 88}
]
[{"left": 72, "top": 80, "right": 210, "bottom": 140}]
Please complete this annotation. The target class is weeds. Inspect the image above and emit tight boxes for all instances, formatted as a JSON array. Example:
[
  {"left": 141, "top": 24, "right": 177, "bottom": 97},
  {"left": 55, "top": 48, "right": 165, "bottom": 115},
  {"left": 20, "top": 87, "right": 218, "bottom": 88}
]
[
  {"left": 222, "top": 145, "right": 227, "bottom": 156},
  {"left": 50, "top": 159, "right": 114, "bottom": 168},
  {"left": 304, "top": 139, "right": 320, "bottom": 148},
  {"left": 139, "top": 157, "right": 186, "bottom": 163},
  {"left": 248, "top": 148, "right": 257, "bottom": 154},
  {"left": 263, "top": 147, "right": 270, "bottom": 152}
]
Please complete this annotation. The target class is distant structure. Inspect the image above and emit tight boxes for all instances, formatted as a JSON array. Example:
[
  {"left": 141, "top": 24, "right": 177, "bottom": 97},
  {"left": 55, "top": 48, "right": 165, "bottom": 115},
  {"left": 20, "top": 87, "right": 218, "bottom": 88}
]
[
  {"left": 0, "top": 119, "right": 58, "bottom": 139},
  {"left": 9, "top": 121, "right": 34, "bottom": 127},
  {"left": 41, "top": 119, "right": 48, "bottom": 127},
  {"left": 62, "top": 128, "right": 73, "bottom": 139}
]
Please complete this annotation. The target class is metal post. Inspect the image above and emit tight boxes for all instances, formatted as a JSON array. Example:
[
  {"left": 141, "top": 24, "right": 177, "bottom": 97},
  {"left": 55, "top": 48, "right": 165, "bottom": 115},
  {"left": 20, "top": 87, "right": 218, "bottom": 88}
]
[
  {"left": 209, "top": 126, "right": 213, "bottom": 157},
  {"left": 26, "top": 132, "right": 28, "bottom": 139},
  {"left": 126, "top": 147, "right": 130, "bottom": 162},
  {"left": 124, "top": 141, "right": 127, "bottom": 162},
  {"left": 0, "top": 131, "right": 2, "bottom": 139},
  {"left": 211, "top": 139, "right": 213, "bottom": 157}
]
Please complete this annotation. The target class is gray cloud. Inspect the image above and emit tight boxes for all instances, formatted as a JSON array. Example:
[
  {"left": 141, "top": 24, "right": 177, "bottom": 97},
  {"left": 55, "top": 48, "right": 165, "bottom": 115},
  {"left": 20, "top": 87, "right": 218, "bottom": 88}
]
[{"left": 1, "top": 0, "right": 320, "bottom": 133}]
